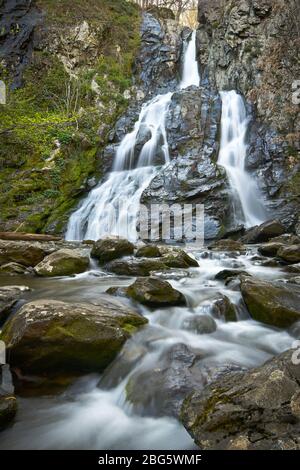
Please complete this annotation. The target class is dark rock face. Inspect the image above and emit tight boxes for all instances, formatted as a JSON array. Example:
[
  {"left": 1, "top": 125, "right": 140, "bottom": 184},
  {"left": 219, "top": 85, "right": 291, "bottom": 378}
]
[
  {"left": 0, "top": 298, "right": 147, "bottom": 375},
  {"left": 0, "top": 0, "right": 43, "bottom": 88},
  {"left": 240, "top": 276, "right": 300, "bottom": 328},
  {"left": 240, "top": 220, "right": 286, "bottom": 244},
  {"left": 197, "top": 0, "right": 300, "bottom": 231},
  {"left": 126, "top": 277, "right": 186, "bottom": 307},
  {"left": 181, "top": 349, "right": 300, "bottom": 450}
]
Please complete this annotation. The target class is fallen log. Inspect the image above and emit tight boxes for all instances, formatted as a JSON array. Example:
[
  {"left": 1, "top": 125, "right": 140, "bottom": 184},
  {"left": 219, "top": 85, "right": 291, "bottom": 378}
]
[{"left": 0, "top": 232, "right": 62, "bottom": 242}]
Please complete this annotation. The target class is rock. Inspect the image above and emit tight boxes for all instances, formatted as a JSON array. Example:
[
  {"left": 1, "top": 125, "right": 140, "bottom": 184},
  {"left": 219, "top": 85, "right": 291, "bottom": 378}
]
[
  {"left": 220, "top": 225, "right": 246, "bottom": 240},
  {"left": 0, "top": 262, "right": 31, "bottom": 276},
  {"left": 284, "top": 264, "right": 300, "bottom": 274},
  {"left": 287, "top": 277, "right": 300, "bottom": 286},
  {"left": 240, "top": 277, "right": 300, "bottom": 328},
  {"left": 183, "top": 315, "right": 217, "bottom": 334},
  {"left": 181, "top": 349, "right": 300, "bottom": 450},
  {"left": 0, "top": 286, "right": 30, "bottom": 325},
  {"left": 126, "top": 277, "right": 185, "bottom": 307},
  {"left": 209, "top": 239, "right": 246, "bottom": 253},
  {"left": 91, "top": 238, "right": 135, "bottom": 264},
  {"left": 106, "top": 258, "right": 169, "bottom": 276},
  {"left": 135, "top": 245, "right": 161, "bottom": 258},
  {"left": 159, "top": 247, "right": 199, "bottom": 268},
  {"left": 215, "top": 269, "right": 249, "bottom": 281},
  {"left": 271, "top": 234, "right": 300, "bottom": 245},
  {"left": 126, "top": 343, "right": 205, "bottom": 417},
  {"left": 0, "top": 233, "right": 62, "bottom": 242},
  {"left": 211, "top": 295, "right": 238, "bottom": 322},
  {"left": 0, "top": 298, "right": 147, "bottom": 375},
  {"left": 277, "top": 245, "right": 300, "bottom": 264},
  {"left": 258, "top": 242, "right": 283, "bottom": 257},
  {"left": 34, "top": 249, "right": 90, "bottom": 277},
  {"left": 240, "top": 220, "right": 286, "bottom": 244},
  {"left": 0, "top": 240, "right": 47, "bottom": 267},
  {"left": 0, "top": 365, "right": 17, "bottom": 430}
]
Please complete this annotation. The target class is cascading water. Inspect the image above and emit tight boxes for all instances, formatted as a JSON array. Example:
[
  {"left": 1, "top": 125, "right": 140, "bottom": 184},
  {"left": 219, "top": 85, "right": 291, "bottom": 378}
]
[
  {"left": 66, "top": 31, "right": 200, "bottom": 242},
  {"left": 218, "top": 91, "right": 266, "bottom": 228},
  {"left": 180, "top": 31, "right": 200, "bottom": 89}
]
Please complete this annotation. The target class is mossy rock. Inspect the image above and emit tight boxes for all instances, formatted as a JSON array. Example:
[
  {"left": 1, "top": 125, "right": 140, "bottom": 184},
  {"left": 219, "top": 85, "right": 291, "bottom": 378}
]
[
  {"left": 106, "top": 258, "right": 169, "bottom": 276},
  {"left": 277, "top": 245, "right": 300, "bottom": 264},
  {"left": 91, "top": 238, "right": 135, "bottom": 264},
  {"left": 34, "top": 248, "right": 90, "bottom": 276},
  {"left": 0, "top": 298, "right": 147, "bottom": 375},
  {"left": 0, "top": 240, "right": 47, "bottom": 267},
  {"left": 209, "top": 239, "right": 246, "bottom": 253},
  {"left": 0, "top": 395, "right": 17, "bottom": 430},
  {"left": 136, "top": 245, "right": 161, "bottom": 258},
  {"left": 240, "top": 276, "right": 300, "bottom": 328},
  {"left": 126, "top": 277, "right": 186, "bottom": 307}
]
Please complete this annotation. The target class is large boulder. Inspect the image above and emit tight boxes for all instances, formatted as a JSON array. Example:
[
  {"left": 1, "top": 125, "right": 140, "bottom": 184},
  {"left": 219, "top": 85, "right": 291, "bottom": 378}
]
[
  {"left": 258, "top": 242, "right": 284, "bottom": 257},
  {"left": 240, "top": 277, "right": 300, "bottom": 328},
  {"left": 135, "top": 245, "right": 161, "bottom": 258},
  {"left": 126, "top": 277, "right": 185, "bottom": 307},
  {"left": 91, "top": 238, "right": 135, "bottom": 264},
  {"left": 277, "top": 245, "right": 300, "bottom": 264},
  {"left": 0, "top": 298, "right": 147, "bottom": 375},
  {"left": 34, "top": 249, "right": 90, "bottom": 277},
  {"left": 0, "top": 240, "right": 47, "bottom": 267},
  {"left": 181, "top": 349, "right": 300, "bottom": 450},
  {"left": 0, "top": 286, "right": 30, "bottom": 325},
  {"left": 158, "top": 247, "right": 199, "bottom": 269},
  {"left": 240, "top": 220, "right": 286, "bottom": 244}
]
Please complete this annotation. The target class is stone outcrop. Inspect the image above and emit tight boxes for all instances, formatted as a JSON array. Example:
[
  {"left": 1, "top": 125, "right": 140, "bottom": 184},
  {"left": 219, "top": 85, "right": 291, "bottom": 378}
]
[
  {"left": 0, "top": 298, "right": 147, "bottom": 375},
  {"left": 181, "top": 349, "right": 300, "bottom": 450}
]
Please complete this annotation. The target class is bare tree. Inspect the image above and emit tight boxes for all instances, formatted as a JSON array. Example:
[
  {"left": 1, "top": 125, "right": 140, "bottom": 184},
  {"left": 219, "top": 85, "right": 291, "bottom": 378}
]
[{"left": 133, "top": 0, "right": 197, "bottom": 21}]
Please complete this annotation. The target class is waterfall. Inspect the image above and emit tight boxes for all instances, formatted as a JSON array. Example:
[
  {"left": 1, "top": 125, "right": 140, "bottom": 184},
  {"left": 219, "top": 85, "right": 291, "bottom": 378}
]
[
  {"left": 66, "top": 31, "right": 200, "bottom": 242},
  {"left": 180, "top": 31, "right": 199, "bottom": 89},
  {"left": 218, "top": 91, "right": 266, "bottom": 228}
]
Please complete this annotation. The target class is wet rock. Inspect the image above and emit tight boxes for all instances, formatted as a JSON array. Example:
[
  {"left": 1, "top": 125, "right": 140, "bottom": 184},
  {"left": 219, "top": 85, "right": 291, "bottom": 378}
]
[
  {"left": 159, "top": 247, "right": 199, "bottom": 268},
  {"left": 287, "top": 277, "right": 300, "bottom": 286},
  {"left": 284, "top": 264, "right": 300, "bottom": 274},
  {"left": 0, "top": 298, "right": 147, "bottom": 375},
  {"left": 0, "top": 285, "right": 30, "bottom": 325},
  {"left": 211, "top": 295, "right": 238, "bottom": 322},
  {"left": 0, "top": 365, "right": 17, "bottom": 430},
  {"left": 240, "top": 277, "right": 300, "bottom": 328},
  {"left": 220, "top": 225, "right": 246, "bottom": 241},
  {"left": 271, "top": 234, "right": 300, "bottom": 245},
  {"left": 0, "top": 240, "right": 47, "bottom": 267},
  {"left": 135, "top": 245, "right": 161, "bottom": 258},
  {"left": 126, "top": 277, "right": 185, "bottom": 307},
  {"left": 209, "top": 239, "right": 246, "bottom": 253},
  {"left": 215, "top": 269, "right": 249, "bottom": 281},
  {"left": 0, "top": 262, "right": 32, "bottom": 276},
  {"left": 106, "top": 258, "right": 169, "bottom": 276},
  {"left": 277, "top": 245, "right": 300, "bottom": 264},
  {"left": 183, "top": 315, "right": 217, "bottom": 335},
  {"left": 34, "top": 249, "right": 90, "bottom": 277},
  {"left": 240, "top": 220, "right": 286, "bottom": 244},
  {"left": 181, "top": 349, "right": 300, "bottom": 450},
  {"left": 91, "top": 238, "right": 135, "bottom": 264},
  {"left": 258, "top": 242, "right": 283, "bottom": 257}
]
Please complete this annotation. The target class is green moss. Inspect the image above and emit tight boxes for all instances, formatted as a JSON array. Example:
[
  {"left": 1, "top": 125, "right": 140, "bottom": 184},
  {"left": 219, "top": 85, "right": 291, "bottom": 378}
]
[{"left": 0, "top": 0, "right": 141, "bottom": 234}]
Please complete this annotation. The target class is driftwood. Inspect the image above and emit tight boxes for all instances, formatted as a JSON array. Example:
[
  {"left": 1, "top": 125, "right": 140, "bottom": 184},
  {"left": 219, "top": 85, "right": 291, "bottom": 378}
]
[{"left": 0, "top": 232, "right": 62, "bottom": 242}]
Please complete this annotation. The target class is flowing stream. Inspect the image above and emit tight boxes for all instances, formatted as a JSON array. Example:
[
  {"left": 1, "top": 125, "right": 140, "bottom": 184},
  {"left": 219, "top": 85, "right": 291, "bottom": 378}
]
[
  {"left": 0, "top": 31, "right": 293, "bottom": 451},
  {"left": 218, "top": 91, "right": 266, "bottom": 228}
]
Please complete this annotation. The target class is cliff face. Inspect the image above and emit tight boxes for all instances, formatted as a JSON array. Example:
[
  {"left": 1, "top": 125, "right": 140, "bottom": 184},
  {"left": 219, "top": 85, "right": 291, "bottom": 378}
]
[
  {"left": 197, "top": 0, "right": 300, "bottom": 231},
  {"left": 0, "top": 0, "right": 141, "bottom": 233}
]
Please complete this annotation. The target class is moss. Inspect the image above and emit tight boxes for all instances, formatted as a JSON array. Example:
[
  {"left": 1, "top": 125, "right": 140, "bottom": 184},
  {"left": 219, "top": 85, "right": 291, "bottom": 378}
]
[{"left": 0, "top": 0, "right": 141, "bottom": 234}]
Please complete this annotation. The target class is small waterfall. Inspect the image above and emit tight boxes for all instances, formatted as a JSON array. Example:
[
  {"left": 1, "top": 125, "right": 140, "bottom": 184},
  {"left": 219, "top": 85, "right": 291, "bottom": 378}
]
[
  {"left": 218, "top": 91, "right": 266, "bottom": 228},
  {"left": 180, "top": 31, "right": 199, "bottom": 89},
  {"left": 66, "top": 31, "right": 200, "bottom": 242}
]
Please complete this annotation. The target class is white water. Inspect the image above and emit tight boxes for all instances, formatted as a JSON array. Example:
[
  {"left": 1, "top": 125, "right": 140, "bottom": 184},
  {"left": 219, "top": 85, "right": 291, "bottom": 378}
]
[
  {"left": 180, "top": 31, "right": 200, "bottom": 89},
  {"left": 66, "top": 31, "right": 200, "bottom": 242},
  {"left": 218, "top": 91, "right": 266, "bottom": 228}
]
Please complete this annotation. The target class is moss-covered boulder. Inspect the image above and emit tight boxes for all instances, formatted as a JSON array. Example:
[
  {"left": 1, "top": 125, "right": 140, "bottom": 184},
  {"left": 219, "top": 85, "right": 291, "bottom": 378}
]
[
  {"left": 126, "top": 277, "right": 186, "bottom": 307},
  {"left": 209, "top": 239, "right": 246, "bottom": 253},
  {"left": 159, "top": 247, "right": 199, "bottom": 269},
  {"left": 258, "top": 242, "right": 283, "bottom": 257},
  {"left": 0, "top": 262, "right": 32, "bottom": 276},
  {"left": 0, "top": 298, "right": 147, "bottom": 375},
  {"left": 34, "top": 248, "right": 89, "bottom": 277},
  {"left": 240, "top": 277, "right": 300, "bottom": 328},
  {"left": 277, "top": 245, "right": 300, "bottom": 264},
  {"left": 136, "top": 245, "right": 161, "bottom": 258},
  {"left": 91, "top": 238, "right": 135, "bottom": 264},
  {"left": 215, "top": 269, "right": 249, "bottom": 281},
  {"left": 0, "top": 240, "right": 47, "bottom": 267},
  {"left": 181, "top": 349, "right": 300, "bottom": 450},
  {"left": 106, "top": 258, "right": 169, "bottom": 276},
  {"left": 211, "top": 294, "right": 238, "bottom": 322}
]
